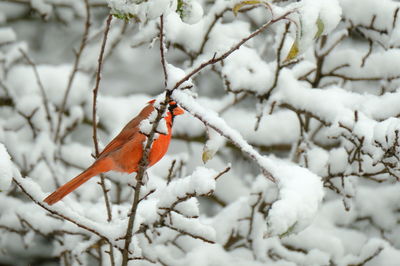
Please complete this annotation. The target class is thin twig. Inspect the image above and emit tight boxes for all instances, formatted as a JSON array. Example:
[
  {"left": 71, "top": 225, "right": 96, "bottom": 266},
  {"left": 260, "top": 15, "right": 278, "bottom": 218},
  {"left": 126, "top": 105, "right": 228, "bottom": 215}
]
[
  {"left": 92, "top": 14, "right": 113, "bottom": 156},
  {"left": 19, "top": 49, "right": 53, "bottom": 132},
  {"left": 166, "top": 159, "right": 177, "bottom": 184},
  {"left": 17, "top": 108, "right": 39, "bottom": 138},
  {"left": 214, "top": 166, "right": 231, "bottom": 180},
  {"left": 165, "top": 224, "right": 215, "bottom": 243},
  {"left": 255, "top": 22, "right": 291, "bottom": 130},
  {"left": 197, "top": 9, "right": 228, "bottom": 57},
  {"left": 103, "top": 21, "right": 130, "bottom": 62},
  {"left": 92, "top": 14, "right": 114, "bottom": 223},
  {"left": 54, "top": 0, "right": 91, "bottom": 142},
  {"left": 91, "top": 14, "right": 115, "bottom": 266},
  {"left": 13, "top": 178, "right": 112, "bottom": 244},
  {"left": 172, "top": 10, "right": 293, "bottom": 91},
  {"left": 160, "top": 15, "right": 168, "bottom": 88}
]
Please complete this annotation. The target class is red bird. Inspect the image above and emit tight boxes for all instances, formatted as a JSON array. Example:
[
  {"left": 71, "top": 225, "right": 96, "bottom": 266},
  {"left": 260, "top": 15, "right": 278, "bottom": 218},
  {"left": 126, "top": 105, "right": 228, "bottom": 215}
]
[{"left": 44, "top": 100, "right": 184, "bottom": 205}]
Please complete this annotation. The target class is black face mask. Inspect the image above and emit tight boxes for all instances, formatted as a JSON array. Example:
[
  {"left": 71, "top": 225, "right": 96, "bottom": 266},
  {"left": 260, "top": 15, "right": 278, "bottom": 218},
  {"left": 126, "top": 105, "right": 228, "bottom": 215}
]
[{"left": 168, "top": 102, "right": 178, "bottom": 121}]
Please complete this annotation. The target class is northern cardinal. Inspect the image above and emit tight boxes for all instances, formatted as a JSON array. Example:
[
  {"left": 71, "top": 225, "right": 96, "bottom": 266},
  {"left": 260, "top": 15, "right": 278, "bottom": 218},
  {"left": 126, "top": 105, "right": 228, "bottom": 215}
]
[{"left": 44, "top": 99, "right": 184, "bottom": 205}]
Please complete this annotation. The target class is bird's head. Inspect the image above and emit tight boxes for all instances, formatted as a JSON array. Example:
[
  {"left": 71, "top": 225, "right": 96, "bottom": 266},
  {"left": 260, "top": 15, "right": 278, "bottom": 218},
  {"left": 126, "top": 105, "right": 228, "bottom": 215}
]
[
  {"left": 168, "top": 101, "right": 184, "bottom": 117},
  {"left": 147, "top": 99, "right": 184, "bottom": 117}
]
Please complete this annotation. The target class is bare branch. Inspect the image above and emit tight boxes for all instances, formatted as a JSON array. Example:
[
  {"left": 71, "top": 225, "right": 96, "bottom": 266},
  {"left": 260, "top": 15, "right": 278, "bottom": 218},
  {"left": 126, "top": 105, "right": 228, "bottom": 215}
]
[
  {"left": 54, "top": 0, "right": 91, "bottom": 143},
  {"left": 92, "top": 14, "right": 114, "bottom": 224},
  {"left": 19, "top": 48, "right": 53, "bottom": 132}
]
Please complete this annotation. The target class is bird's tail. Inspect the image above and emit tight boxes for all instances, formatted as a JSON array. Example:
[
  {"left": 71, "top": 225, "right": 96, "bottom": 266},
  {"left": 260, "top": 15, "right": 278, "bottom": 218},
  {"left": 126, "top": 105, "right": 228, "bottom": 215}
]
[{"left": 43, "top": 159, "right": 112, "bottom": 205}]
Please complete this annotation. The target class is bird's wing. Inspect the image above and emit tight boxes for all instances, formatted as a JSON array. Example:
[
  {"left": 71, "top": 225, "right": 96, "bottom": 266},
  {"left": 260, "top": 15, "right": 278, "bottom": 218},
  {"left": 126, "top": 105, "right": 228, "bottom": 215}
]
[{"left": 98, "top": 103, "right": 154, "bottom": 159}]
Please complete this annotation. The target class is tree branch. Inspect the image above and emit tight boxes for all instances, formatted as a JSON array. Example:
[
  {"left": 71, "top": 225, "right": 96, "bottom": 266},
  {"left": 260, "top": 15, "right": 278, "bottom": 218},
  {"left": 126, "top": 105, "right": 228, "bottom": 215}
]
[
  {"left": 171, "top": 10, "right": 293, "bottom": 91},
  {"left": 54, "top": 0, "right": 91, "bottom": 143},
  {"left": 91, "top": 14, "right": 115, "bottom": 266},
  {"left": 19, "top": 48, "right": 53, "bottom": 132},
  {"left": 92, "top": 14, "right": 113, "bottom": 223}
]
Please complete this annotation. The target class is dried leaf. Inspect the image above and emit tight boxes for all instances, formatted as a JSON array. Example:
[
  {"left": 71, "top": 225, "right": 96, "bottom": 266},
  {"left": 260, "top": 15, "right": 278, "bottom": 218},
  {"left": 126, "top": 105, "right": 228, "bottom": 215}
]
[
  {"left": 233, "top": 0, "right": 262, "bottom": 16},
  {"left": 284, "top": 40, "right": 299, "bottom": 62},
  {"left": 202, "top": 148, "right": 214, "bottom": 164},
  {"left": 202, "top": 127, "right": 225, "bottom": 163},
  {"left": 315, "top": 17, "right": 324, "bottom": 39}
]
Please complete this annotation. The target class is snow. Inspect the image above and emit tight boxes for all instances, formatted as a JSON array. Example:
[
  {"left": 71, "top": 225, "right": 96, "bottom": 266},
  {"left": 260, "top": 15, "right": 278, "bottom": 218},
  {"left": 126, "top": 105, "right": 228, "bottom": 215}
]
[
  {"left": 265, "top": 158, "right": 324, "bottom": 236},
  {"left": 0, "top": 144, "right": 13, "bottom": 191},
  {"left": 165, "top": 12, "right": 206, "bottom": 52},
  {"left": 169, "top": 211, "right": 215, "bottom": 241},
  {"left": 179, "top": 0, "right": 204, "bottom": 25},
  {"left": 7, "top": 65, "right": 90, "bottom": 109},
  {"left": 157, "top": 166, "right": 217, "bottom": 209},
  {"left": 180, "top": 244, "right": 269, "bottom": 266},
  {"left": 306, "top": 146, "right": 329, "bottom": 176},
  {"left": 284, "top": 0, "right": 342, "bottom": 57},
  {"left": 202, "top": 127, "right": 226, "bottom": 163},
  {"left": 221, "top": 47, "right": 273, "bottom": 94},
  {"left": 139, "top": 113, "right": 153, "bottom": 135},
  {"left": 318, "top": 0, "right": 342, "bottom": 34},
  {"left": 2, "top": 0, "right": 400, "bottom": 265},
  {"left": 0, "top": 28, "right": 16, "bottom": 44},
  {"left": 172, "top": 89, "right": 276, "bottom": 179},
  {"left": 166, "top": 63, "right": 193, "bottom": 90},
  {"left": 328, "top": 148, "right": 348, "bottom": 174},
  {"left": 30, "top": 0, "right": 52, "bottom": 18},
  {"left": 173, "top": 99, "right": 299, "bottom": 147},
  {"left": 108, "top": 0, "right": 176, "bottom": 22},
  {"left": 97, "top": 94, "right": 151, "bottom": 137},
  {"left": 12, "top": 171, "right": 127, "bottom": 247},
  {"left": 339, "top": 0, "right": 397, "bottom": 31},
  {"left": 190, "top": 166, "right": 217, "bottom": 194},
  {"left": 138, "top": 198, "right": 158, "bottom": 224}
]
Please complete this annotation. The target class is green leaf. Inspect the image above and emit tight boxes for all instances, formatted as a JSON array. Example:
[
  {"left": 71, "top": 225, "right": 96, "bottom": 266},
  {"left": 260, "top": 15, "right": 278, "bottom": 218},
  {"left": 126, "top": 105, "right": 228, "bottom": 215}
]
[
  {"left": 112, "top": 12, "right": 138, "bottom": 22},
  {"left": 176, "top": 0, "right": 184, "bottom": 17}
]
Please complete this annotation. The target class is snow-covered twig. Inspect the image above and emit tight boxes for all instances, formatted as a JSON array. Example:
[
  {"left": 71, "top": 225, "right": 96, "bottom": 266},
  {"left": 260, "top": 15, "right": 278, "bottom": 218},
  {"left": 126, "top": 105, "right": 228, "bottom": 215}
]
[
  {"left": 172, "top": 90, "right": 275, "bottom": 182},
  {"left": 159, "top": 15, "right": 168, "bottom": 88},
  {"left": 171, "top": 10, "right": 294, "bottom": 91},
  {"left": 12, "top": 178, "right": 115, "bottom": 246}
]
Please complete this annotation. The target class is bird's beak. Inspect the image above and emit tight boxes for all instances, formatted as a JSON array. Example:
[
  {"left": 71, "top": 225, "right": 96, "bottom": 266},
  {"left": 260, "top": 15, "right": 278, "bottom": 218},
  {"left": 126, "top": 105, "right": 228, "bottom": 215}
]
[{"left": 173, "top": 106, "right": 184, "bottom": 116}]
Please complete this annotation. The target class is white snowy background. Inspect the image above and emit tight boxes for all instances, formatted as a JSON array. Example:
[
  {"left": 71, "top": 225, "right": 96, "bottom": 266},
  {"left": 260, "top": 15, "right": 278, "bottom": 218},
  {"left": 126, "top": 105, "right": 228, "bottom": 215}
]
[{"left": 0, "top": 0, "right": 400, "bottom": 265}]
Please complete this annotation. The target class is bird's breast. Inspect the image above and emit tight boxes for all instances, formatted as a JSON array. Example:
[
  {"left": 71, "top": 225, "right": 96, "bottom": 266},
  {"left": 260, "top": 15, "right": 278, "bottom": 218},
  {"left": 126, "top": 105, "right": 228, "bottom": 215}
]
[{"left": 148, "top": 129, "right": 172, "bottom": 167}]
